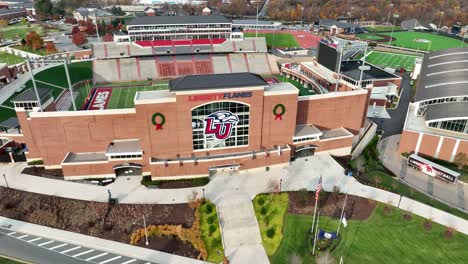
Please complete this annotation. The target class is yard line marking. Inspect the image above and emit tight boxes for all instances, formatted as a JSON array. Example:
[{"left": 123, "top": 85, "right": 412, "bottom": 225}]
[
  {"left": 61, "top": 246, "right": 81, "bottom": 254},
  {"left": 99, "top": 256, "right": 122, "bottom": 264},
  {"left": 27, "top": 237, "right": 42, "bottom": 243},
  {"left": 72, "top": 249, "right": 94, "bottom": 257},
  {"left": 49, "top": 243, "right": 68, "bottom": 250},
  {"left": 17, "top": 234, "right": 29, "bottom": 239},
  {"left": 38, "top": 240, "right": 55, "bottom": 246},
  {"left": 120, "top": 259, "right": 136, "bottom": 264},
  {"left": 8, "top": 232, "right": 16, "bottom": 235},
  {"left": 86, "top": 252, "right": 108, "bottom": 261}
]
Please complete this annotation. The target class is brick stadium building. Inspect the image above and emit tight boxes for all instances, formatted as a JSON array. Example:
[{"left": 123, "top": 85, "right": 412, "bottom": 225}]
[
  {"left": 2, "top": 73, "right": 369, "bottom": 180},
  {"left": 399, "top": 47, "right": 468, "bottom": 162}
]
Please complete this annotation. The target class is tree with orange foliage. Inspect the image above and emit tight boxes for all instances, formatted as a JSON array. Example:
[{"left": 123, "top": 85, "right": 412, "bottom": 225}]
[
  {"left": 45, "top": 42, "right": 57, "bottom": 54},
  {"left": 25, "top": 31, "right": 44, "bottom": 50},
  {"left": 102, "top": 33, "right": 113, "bottom": 42},
  {"left": 72, "top": 31, "right": 88, "bottom": 46}
]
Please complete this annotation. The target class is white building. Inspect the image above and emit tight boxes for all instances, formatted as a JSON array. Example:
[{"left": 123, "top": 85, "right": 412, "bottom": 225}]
[{"left": 232, "top": 19, "right": 282, "bottom": 30}]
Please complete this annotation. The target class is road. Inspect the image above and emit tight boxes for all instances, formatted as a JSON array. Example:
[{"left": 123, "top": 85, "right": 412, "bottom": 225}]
[
  {"left": 0, "top": 227, "right": 153, "bottom": 264},
  {"left": 371, "top": 73, "right": 412, "bottom": 138}
]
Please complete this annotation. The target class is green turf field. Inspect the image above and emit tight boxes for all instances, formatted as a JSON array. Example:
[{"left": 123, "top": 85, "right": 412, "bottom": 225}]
[
  {"left": 269, "top": 202, "right": 468, "bottom": 264},
  {"left": 365, "top": 26, "right": 402, "bottom": 32},
  {"left": 0, "top": 106, "right": 16, "bottom": 123},
  {"left": 0, "top": 52, "right": 24, "bottom": 65},
  {"left": 0, "top": 24, "right": 44, "bottom": 39},
  {"left": 106, "top": 84, "right": 168, "bottom": 109},
  {"left": 245, "top": 33, "right": 299, "bottom": 48},
  {"left": 360, "top": 31, "right": 464, "bottom": 51},
  {"left": 365, "top": 51, "right": 421, "bottom": 70}
]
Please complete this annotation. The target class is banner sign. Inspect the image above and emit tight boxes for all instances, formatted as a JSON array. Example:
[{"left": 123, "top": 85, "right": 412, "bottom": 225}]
[
  {"left": 204, "top": 111, "right": 239, "bottom": 140},
  {"left": 408, "top": 156, "right": 457, "bottom": 183},
  {"left": 189, "top": 92, "right": 252, "bottom": 102},
  {"left": 88, "top": 88, "right": 113, "bottom": 110}
]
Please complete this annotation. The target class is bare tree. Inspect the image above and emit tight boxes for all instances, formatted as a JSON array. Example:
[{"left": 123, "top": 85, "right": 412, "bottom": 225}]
[
  {"left": 354, "top": 156, "right": 366, "bottom": 177},
  {"left": 454, "top": 153, "right": 467, "bottom": 171}
]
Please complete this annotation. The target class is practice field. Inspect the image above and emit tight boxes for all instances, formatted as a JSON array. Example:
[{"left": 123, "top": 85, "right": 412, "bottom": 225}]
[
  {"left": 0, "top": 52, "right": 24, "bottom": 65},
  {"left": 364, "top": 26, "right": 402, "bottom": 32},
  {"left": 360, "top": 31, "right": 464, "bottom": 51},
  {"left": 0, "top": 24, "right": 45, "bottom": 39},
  {"left": 244, "top": 32, "right": 299, "bottom": 48},
  {"left": 364, "top": 51, "right": 421, "bottom": 70}
]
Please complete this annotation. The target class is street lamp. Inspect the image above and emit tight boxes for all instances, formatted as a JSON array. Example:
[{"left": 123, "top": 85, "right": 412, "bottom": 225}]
[
  {"left": 388, "top": 14, "right": 399, "bottom": 46},
  {"left": 2, "top": 173, "right": 8, "bottom": 188},
  {"left": 133, "top": 215, "right": 149, "bottom": 246},
  {"left": 301, "top": 6, "right": 305, "bottom": 28},
  {"left": 358, "top": 44, "right": 370, "bottom": 88},
  {"left": 438, "top": 11, "right": 445, "bottom": 32},
  {"left": 386, "top": 4, "right": 394, "bottom": 26}
]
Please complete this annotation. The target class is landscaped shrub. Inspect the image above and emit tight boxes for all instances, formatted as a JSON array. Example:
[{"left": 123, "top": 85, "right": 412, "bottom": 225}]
[
  {"left": 207, "top": 215, "right": 217, "bottom": 224},
  {"left": 260, "top": 206, "right": 268, "bottom": 215},
  {"left": 257, "top": 196, "right": 265, "bottom": 206},
  {"left": 208, "top": 224, "right": 217, "bottom": 235},
  {"left": 205, "top": 203, "right": 214, "bottom": 214},
  {"left": 266, "top": 227, "right": 275, "bottom": 238}
]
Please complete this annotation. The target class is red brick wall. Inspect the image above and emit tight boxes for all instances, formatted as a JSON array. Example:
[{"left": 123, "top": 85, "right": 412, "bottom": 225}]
[
  {"left": 296, "top": 92, "right": 368, "bottom": 134},
  {"left": 418, "top": 134, "right": 439, "bottom": 157},
  {"left": 438, "top": 137, "right": 456, "bottom": 161},
  {"left": 398, "top": 130, "right": 419, "bottom": 154}
]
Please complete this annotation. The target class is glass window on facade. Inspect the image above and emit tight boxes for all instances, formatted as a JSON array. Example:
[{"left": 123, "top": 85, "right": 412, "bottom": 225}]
[
  {"left": 428, "top": 119, "right": 468, "bottom": 134},
  {"left": 192, "top": 102, "right": 250, "bottom": 150}
]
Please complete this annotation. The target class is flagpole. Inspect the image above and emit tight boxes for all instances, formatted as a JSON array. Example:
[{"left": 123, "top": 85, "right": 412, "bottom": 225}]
[
  {"left": 337, "top": 193, "right": 348, "bottom": 236},
  {"left": 311, "top": 175, "right": 322, "bottom": 233},
  {"left": 311, "top": 192, "right": 319, "bottom": 233},
  {"left": 312, "top": 211, "right": 320, "bottom": 255}
]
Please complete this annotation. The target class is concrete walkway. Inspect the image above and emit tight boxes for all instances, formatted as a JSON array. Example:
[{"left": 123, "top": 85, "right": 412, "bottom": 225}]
[
  {"left": 2, "top": 154, "right": 468, "bottom": 263},
  {"left": 378, "top": 134, "right": 468, "bottom": 212}
]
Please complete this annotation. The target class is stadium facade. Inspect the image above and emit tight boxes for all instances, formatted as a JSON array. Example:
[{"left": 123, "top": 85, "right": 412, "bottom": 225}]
[
  {"left": 399, "top": 47, "right": 468, "bottom": 162},
  {"left": 4, "top": 73, "right": 369, "bottom": 180}
]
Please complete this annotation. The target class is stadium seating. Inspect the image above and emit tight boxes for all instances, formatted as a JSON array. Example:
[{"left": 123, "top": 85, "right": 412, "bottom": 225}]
[
  {"left": 139, "top": 57, "right": 159, "bottom": 80},
  {"left": 55, "top": 90, "right": 79, "bottom": 111},
  {"left": 229, "top": 54, "right": 249, "bottom": 72},
  {"left": 247, "top": 53, "right": 272, "bottom": 74},
  {"left": 94, "top": 60, "right": 119, "bottom": 83},
  {"left": 212, "top": 55, "right": 231, "bottom": 74},
  {"left": 119, "top": 58, "right": 139, "bottom": 81}
]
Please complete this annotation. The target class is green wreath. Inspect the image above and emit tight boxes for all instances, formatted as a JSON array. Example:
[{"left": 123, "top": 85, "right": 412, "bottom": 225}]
[
  {"left": 151, "top": 112, "right": 166, "bottom": 130},
  {"left": 273, "top": 104, "right": 286, "bottom": 120}
]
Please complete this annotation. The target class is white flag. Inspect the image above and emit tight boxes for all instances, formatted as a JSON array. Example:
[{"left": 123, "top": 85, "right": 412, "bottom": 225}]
[{"left": 342, "top": 215, "right": 347, "bottom": 228}]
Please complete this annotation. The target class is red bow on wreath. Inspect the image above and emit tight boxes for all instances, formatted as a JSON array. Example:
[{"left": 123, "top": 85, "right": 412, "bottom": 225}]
[
  {"left": 273, "top": 104, "right": 286, "bottom": 121},
  {"left": 152, "top": 112, "right": 166, "bottom": 131}
]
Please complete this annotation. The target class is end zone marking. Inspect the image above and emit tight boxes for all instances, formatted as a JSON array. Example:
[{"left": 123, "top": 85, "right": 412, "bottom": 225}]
[{"left": 87, "top": 87, "right": 113, "bottom": 110}]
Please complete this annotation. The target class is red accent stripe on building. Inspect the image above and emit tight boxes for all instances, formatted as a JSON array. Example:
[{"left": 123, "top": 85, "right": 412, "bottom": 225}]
[
  {"left": 135, "top": 57, "right": 142, "bottom": 80},
  {"left": 244, "top": 54, "right": 251, "bottom": 72},
  {"left": 192, "top": 55, "right": 196, "bottom": 74},
  {"left": 232, "top": 41, "right": 236, "bottom": 51},
  {"left": 116, "top": 58, "right": 121, "bottom": 81},
  {"left": 265, "top": 53, "right": 273, "bottom": 74},
  {"left": 252, "top": 39, "right": 256, "bottom": 52},
  {"left": 127, "top": 45, "right": 131, "bottom": 56},
  {"left": 154, "top": 56, "right": 160, "bottom": 76},
  {"left": 226, "top": 54, "right": 233, "bottom": 73},
  {"left": 173, "top": 56, "right": 179, "bottom": 76},
  {"left": 104, "top": 44, "right": 108, "bottom": 57}
]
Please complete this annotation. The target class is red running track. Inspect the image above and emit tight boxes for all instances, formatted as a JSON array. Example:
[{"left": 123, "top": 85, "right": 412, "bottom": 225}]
[{"left": 245, "top": 30, "right": 321, "bottom": 49}]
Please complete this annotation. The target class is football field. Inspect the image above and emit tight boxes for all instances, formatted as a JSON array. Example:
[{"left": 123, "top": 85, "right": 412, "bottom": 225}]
[{"left": 364, "top": 51, "right": 420, "bottom": 71}]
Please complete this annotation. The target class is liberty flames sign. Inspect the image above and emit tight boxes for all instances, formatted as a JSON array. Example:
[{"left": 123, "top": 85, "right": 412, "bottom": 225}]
[
  {"left": 204, "top": 111, "right": 239, "bottom": 140},
  {"left": 188, "top": 92, "right": 252, "bottom": 102}
]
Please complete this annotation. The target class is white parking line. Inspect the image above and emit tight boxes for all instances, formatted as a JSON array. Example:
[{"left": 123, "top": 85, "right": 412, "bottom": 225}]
[
  {"left": 72, "top": 249, "right": 94, "bottom": 257},
  {"left": 86, "top": 252, "right": 108, "bottom": 261},
  {"left": 8, "top": 232, "right": 16, "bottom": 235},
  {"left": 100, "top": 256, "right": 122, "bottom": 264},
  {"left": 17, "top": 234, "right": 29, "bottom": 239},
  {"left": 27, "top": 237, "right": 41, "bottom": 243},
  {"left": 120, "top": 259, "right": 136, "bottom": 264},
  {"left": 38, "top": 240, "right": 55, "bottom": 246},
  {"left": 61, "top": 246, "right": 81, "bottom": 254},
  {"left": 49, "top": 243, "right": 68, "bottom": 250}
]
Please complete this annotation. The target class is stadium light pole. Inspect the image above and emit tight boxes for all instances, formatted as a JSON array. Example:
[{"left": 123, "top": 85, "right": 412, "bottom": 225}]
[
  {"left": 388, "top": 14, "right": 399, "bottom": 46},
  {"left": 64, "top": 60, "right": 77, "bottom": 111},
  {"left": 251, "top": 1, "right": 260, "bottom": 38},
  {"left": 301, "top": 6, "right": 304, "bottom": 28},
  {"left": 437, "top": 11, "right": 444, "bottom": 32},
  {"left": 386, "top": 3, "right": 394, "bottom": 26},
  {"left": 26, "top": 60, "right": 43, "bottom": 112},
  {"left": 358, "top": 44, "right": 370, "bottom": 88},
  {"left": 334, "top": 45, "right": 343, "bottom": 93},
  {"left": 94, "top": 9, "right": 101, "bottom": 43}
]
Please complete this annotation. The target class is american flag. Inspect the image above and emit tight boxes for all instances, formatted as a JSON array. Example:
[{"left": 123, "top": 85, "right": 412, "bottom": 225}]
[{"left": 315, "top": 176, "right": 322, "bottom": 201}]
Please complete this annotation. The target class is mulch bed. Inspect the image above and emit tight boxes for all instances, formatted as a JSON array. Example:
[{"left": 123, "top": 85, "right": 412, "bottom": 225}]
[
  {"left": 157, "top": 180, "right": 205, "bottom": 189},
  {"left": 288, "top": 191, "right": 376, "bottom": 220},
  {"left": 0, "top": 187, "right": 197, "bottom": 257},
  {"left": 424, "top": 220, "right": 433, "bottom": 231},
  {"left": 136, "top": 236, "right": 199, "bottom": 259},
  {"left": 22, "top": 166, "right": 64, "bottom": 179}
]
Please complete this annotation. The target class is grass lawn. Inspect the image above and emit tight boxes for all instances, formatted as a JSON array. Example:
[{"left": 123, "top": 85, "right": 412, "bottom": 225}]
[
  {"left": 274, "top": 75, "right": 315, "bottom": 96},
  {"left": 0, "top": 106, "right": 17, "bottom": 123},
  {"left": 253, "top": 193, "right": 289, "bottom": 255},
  {"left": 0, "top": 23, "right": 44, "bottom": 39},
  {"left": 0, "top": 52, "right": 24, "bottom": 65},
  {"left": 0, "top": 256, "right": 24, "bottom": 264},
  {"left": 199, "top": 201, "right": 224, "bottom": 263},
  {"left": 364, "top": 26, "right": 402, "bottom": 32},
  {"left": 364, "top": 51, "right": 421, "bottom": 70},
  {"left": 245, "top": 32, "right": 299, "bottom": 48},
  {"left": 359, "top": 34, "right": 385, "bottom": 41},
  {"left": 332, "top": 204, "right": 468, "bottom": 264},
  {"left": 270, "top": 214, "right": 314, "bottom": 264}
]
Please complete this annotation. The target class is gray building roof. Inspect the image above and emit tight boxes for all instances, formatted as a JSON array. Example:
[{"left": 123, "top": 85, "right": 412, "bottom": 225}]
[
  {"left": 414, "top": 47, "right": 468, "bottom": 102},
  {"left": 169, "top": 73, "right": 267, "bottom": 91},
  {"left": 0, "top": 8, "right": 26, "bottom": 15},
  {"left": 320, "top": 19, "right": 358, "bottom": 29},
  {"left": 232, "top": 19, "right": 276, "bottom": 25},
  {"left": 0, "top": 117, "right": 20, "bottom": 130},
  {"left": 340, "top": 61, "right": 398, "bottom": 81},
  {"left": 106, "top": 139, "right": 142, "bottom": 155},
  {"left": 76, "top": 7, "right": 113, "bottom": 17},
  {"left": 426, "top": 101, "right": 468, "bottom": 122},
  {"left": 12, "top": 88, "right": 51, "bottom": 102},
  {"left": 127, "top": 15, "right": 231, "bottom": 26}
]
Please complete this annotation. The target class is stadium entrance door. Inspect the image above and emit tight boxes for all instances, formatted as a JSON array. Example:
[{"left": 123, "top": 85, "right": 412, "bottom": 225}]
[
  {"left": 114, "top": 163, "right": 142, "bottom": 177},
  {"left": 294, "top": 145, "right": 316, "bottom": 158}
]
